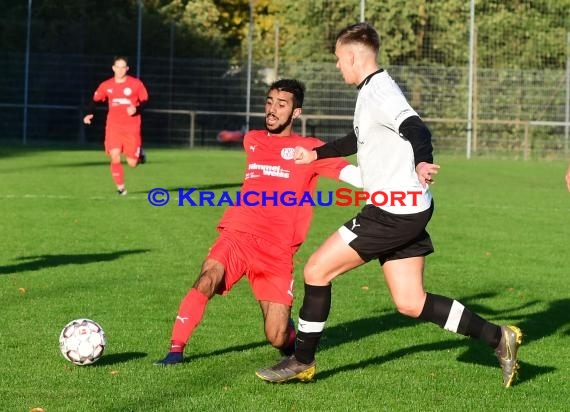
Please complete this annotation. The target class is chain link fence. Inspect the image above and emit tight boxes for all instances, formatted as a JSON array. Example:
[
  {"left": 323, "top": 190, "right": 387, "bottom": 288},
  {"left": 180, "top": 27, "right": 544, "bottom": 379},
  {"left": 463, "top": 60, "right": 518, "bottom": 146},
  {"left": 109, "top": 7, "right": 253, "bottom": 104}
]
[{"left": 0, "top": 1, "right": 569, "bottom": 160}]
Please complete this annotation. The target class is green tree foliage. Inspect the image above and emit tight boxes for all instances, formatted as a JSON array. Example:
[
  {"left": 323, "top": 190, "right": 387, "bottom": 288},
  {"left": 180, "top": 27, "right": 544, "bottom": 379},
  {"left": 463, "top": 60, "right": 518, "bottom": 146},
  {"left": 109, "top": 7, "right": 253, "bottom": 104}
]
[
  {"left": 476, "top": 0, "right": 570, "bottom": 69},
  {"left": 0, "top": 0, "right": 567, "bottom": 69},
  {"left": 151, "top": 0, "right": 228, "bottom": 57}
]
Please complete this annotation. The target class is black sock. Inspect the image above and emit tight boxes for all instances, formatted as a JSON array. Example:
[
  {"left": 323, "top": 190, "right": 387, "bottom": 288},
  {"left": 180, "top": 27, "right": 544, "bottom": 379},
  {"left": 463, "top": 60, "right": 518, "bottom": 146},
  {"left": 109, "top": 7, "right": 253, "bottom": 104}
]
[
  {"left": 295, "top": 283, "right": 331, "bottom": 364},
  {"left": 418, "top": 292, "right": 502, "bottom": 348}
]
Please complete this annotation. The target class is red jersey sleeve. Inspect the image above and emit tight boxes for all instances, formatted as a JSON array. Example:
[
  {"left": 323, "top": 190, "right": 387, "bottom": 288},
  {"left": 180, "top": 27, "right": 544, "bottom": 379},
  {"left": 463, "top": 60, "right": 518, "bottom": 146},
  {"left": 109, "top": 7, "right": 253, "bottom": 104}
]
[
  {"left": 134, "top": 78, "right": 149, "bottom": 105},
  {"left": 92, "top": 80, "right": 110, "bottom": 103},
  {"left": 307, "top": 138, "right": 351, "bottom": 180}
]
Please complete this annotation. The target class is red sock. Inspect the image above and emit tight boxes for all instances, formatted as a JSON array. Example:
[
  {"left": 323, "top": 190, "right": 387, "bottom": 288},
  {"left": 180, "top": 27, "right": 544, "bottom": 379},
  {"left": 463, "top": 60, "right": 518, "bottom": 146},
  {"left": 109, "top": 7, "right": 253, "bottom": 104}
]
[
  {"left": 110, "top": 163, "right": 124, "bottom": 187},
  {"left": 286, "top": 322, "right": 296, "bottom": 348},
  {"left": 169, "top": 288, "right": 209, "bottom": 352}
]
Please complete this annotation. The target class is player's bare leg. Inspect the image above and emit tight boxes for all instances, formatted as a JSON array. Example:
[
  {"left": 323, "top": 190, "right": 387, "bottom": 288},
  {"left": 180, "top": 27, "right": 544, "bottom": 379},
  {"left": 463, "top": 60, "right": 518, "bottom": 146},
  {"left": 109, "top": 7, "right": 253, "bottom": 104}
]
[
  {"left": 154, "top": 259, "right": 225, "bottom": 366},
  {"left": 382, "top": 257, "right": 427, "bottom": 318},
  {"left": 259, "top": 301, "right": 295, "bottom": 356},
  {"left": 384, "top": 257, "right": 522, "bottom": 387},
  {"left": 125, "top": 156, "right": 138, "bottom": 168}
]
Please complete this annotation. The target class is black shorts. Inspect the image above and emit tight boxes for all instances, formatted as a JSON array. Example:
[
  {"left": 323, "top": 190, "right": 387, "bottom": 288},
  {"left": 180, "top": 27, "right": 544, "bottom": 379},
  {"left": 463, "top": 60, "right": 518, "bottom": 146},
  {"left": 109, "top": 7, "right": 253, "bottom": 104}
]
[{"left": 338, "top": 202, "right": 435, "bottom": 265}]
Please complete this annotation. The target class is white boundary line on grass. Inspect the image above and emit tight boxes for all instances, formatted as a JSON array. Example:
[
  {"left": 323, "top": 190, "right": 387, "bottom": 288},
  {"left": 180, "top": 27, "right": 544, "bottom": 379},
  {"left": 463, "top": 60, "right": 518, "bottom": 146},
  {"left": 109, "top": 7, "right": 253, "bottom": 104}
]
[{"left": 0, "top": 194, "right": 142, "bottom": 201}]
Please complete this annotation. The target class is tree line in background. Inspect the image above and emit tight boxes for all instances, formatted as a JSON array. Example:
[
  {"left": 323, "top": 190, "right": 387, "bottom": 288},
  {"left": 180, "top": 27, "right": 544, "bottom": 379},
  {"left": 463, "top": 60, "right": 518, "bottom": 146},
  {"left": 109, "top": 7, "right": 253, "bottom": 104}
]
[{"left": 0, "top": 0, "right": 568, "bottom": 70}]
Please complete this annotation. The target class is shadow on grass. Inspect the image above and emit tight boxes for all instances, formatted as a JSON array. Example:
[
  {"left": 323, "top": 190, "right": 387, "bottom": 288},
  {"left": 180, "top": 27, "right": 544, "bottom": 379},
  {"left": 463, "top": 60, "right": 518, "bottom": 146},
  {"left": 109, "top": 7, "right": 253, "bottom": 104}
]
[
  {"left": 0, "top": 145, "right": 102, "bottom": 159},
  {"left": 147, "top": 293, "right": 567, "bottom": 386},
  {"left": 316, "top": 338, "right": 555, "bottom": 387},
  {"left": 48, "top": 160, "right": 108, "bottom": 168},
  {"left": 514, "top": 298, "right": 570, "bottom": 344},
  {"left": 308, "top": 294, "right": 567, "bottom": 385},
  {"left": 45, "top": 159, "right": 170, "bottom": 168},
  {"left": 93, "top": 351, "right": 147, "bottom": 366},
  {"left": 0, "top": 146, "right": 61, "bottom": 159},
  {"left": 148, "top": 341, "right": 268, "bottom": 366},
  {"left": 186, "top": 341, "right": 267, "bottom": 363},
  {"left": 318, "top": 291, "right": 506, "bottom": 352},
  {"left": 0, "top": 249, "right": 151, "bottom": 275}
]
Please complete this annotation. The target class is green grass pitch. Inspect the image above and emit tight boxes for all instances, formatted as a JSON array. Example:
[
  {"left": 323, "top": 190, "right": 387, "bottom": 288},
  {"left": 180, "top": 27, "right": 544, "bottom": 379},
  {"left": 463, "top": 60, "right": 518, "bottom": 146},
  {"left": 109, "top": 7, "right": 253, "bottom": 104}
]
[{"left": 1, "top": 146, "right": 569, "bottom": 411}]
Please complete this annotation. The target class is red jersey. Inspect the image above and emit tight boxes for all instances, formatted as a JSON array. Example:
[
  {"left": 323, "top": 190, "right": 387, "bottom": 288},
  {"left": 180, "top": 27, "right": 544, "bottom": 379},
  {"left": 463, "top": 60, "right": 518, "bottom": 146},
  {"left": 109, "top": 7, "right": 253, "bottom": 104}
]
[
  {"left": 92, "top": 75, "right": 148, "bottom": 130},
  {"left": 218, "top": 130, "right": 350, "bottom": 253}
]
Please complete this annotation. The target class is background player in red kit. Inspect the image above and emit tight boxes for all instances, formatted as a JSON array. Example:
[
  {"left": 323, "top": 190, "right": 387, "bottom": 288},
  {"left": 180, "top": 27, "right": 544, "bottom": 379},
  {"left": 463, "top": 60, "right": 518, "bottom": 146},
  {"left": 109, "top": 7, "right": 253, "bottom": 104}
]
[
  {"left": 155, "top": 79, "right": 362, "bottom": 366},
  {"left": 83, "top": 56, "right": 149, "bottom": 195}
]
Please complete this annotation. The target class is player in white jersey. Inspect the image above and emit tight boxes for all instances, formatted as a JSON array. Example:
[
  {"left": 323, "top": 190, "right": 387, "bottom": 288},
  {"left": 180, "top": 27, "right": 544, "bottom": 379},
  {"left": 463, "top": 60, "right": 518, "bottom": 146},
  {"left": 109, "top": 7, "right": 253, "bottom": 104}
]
[{"left": 256, "top": 22, "right": 523, "bottom": 388}]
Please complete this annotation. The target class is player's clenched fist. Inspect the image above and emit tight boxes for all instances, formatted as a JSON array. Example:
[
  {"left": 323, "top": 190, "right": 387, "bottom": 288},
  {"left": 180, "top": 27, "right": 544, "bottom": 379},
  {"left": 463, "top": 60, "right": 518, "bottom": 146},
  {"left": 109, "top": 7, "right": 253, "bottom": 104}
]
[
  {"left": 294, "top": 146, "right": 317, "bottom": 164},
  {"left": 416, "top": 161, "right": 440, "bottom": 188},
  {"left": 83, "top": 114, "right": 94, "bottom": 125}
]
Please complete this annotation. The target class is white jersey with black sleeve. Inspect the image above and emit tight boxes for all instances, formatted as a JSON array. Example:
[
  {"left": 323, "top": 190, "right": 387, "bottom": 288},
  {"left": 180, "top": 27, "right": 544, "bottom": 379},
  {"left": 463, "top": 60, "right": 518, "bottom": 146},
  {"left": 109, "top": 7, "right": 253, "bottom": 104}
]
[{"left": 354, "top": 70, "right": 432, "bottom": 214}]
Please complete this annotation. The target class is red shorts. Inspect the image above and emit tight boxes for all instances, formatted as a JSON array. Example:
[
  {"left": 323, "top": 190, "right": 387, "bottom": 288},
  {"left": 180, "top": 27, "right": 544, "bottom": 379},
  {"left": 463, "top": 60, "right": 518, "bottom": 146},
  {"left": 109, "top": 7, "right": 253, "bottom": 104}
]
[
  {"left": 104, "top": 125, "right": 142, "bottom": 160},
  {"left": 207, "top": 229, "right": 294, "bottom": 306}
]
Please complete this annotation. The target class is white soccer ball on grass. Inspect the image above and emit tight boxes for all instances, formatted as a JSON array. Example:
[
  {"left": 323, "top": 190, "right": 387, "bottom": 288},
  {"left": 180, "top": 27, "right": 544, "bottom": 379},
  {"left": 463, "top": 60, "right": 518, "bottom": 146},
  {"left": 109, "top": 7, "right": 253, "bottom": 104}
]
[{"left": 59, "top": 318, "right": 106, "bottom": 365}]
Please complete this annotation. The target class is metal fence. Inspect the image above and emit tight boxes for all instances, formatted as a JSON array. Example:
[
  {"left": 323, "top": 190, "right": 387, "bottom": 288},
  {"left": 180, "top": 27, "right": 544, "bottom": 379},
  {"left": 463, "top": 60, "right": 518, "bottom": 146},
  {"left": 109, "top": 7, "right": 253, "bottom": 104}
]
[{"left": 0, "top": 52, "right": 569, "bottom": 160}]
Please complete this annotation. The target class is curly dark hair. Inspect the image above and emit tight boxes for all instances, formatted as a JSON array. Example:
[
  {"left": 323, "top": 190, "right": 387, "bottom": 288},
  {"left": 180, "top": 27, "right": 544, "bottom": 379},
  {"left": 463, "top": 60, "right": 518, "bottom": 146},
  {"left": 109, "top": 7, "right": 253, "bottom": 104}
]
[{"left": 268, "top": 79, "right": 306, "bottom": 109}]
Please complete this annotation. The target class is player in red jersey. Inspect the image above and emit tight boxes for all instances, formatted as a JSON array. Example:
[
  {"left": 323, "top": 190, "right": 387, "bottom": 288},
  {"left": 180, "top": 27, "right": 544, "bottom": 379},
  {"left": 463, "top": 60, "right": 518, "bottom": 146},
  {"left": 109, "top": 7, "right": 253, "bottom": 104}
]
[
  {"left": 154, "top": 79, "right": 362, "bottom": 366},
  {"left": 83, "top": 56, "right": 149, "bottom": 195}
]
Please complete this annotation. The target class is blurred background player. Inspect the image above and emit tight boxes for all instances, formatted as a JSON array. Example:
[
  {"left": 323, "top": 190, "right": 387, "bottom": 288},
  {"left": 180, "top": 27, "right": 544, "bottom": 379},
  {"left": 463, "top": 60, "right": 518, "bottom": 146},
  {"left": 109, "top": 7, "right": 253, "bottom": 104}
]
[
  {"left": 565, "top": 165, "right": 570, "bottom": 191},
  {"left": 83, "top": 56, "right": 149, "bottom": 195},
  {"left": 154, "top": 79, "right": 362, "bottom": 366}
]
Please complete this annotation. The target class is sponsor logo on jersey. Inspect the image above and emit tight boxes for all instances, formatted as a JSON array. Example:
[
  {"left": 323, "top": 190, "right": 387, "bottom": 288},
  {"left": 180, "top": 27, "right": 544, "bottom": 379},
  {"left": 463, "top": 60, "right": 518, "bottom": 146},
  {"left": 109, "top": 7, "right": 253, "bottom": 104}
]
[
  {"left": 395, "top": 108, "right": 413, "bottom": 122},
  {"left": 111, "top": 97, "right": 132, "bottom": 105},
  {"left": 248, "top": 163, "right": 290, "bottom": 178},
  {"left": 245, "top": 172, "right": 260, "bottom": 179},
  {"left": 280, "top": 147, "right": 295, "bottom": 160}
]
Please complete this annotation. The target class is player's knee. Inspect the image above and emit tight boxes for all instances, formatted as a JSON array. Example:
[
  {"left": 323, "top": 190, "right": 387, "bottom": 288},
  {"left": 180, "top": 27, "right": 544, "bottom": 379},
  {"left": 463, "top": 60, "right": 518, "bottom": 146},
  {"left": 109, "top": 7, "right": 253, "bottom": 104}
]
[
  {"left": 193, "top": 272, "right": 220, "bottom": 297},
  {"left": 126, "top": 158, "right": 138, "bottom": 168},
  {"left": 303, "top": 262, "right": 326, "bottom": 284},
  {"left": 193, "top": 261, "right": 224, "bottom": 296},
  {"left": 265, "top": 328, "right": 287, "bottom": 348},
  {"left": 267, "top": 336, "right": 286, "bottom": 349},
  {"left": 394, "top": 300, "right": 423, "bottom": 318}
]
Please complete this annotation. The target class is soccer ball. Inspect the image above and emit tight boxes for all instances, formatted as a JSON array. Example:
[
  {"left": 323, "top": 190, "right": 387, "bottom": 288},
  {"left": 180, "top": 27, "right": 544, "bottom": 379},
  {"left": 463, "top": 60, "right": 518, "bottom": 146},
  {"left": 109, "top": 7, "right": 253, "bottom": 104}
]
[{"left": 59, "top": 318, "right": 106, "bottom": 365}]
